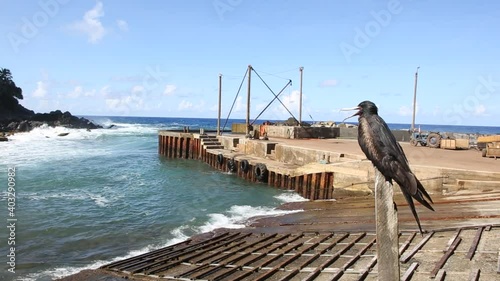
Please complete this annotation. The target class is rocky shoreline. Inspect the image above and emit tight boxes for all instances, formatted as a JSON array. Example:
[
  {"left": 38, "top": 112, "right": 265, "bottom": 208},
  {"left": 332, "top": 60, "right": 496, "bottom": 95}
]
[
  {"left": 1, "top": 110, "right": 102, "bottom": 132},
  {"left": 0, "top": 109, "right": 102, "bottom": 140}
]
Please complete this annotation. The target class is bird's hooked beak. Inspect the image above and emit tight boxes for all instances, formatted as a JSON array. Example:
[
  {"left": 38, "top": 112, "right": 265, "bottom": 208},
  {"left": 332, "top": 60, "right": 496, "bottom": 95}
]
[{"left": 340, "top": 106, "right": 362, "bottom": 122}]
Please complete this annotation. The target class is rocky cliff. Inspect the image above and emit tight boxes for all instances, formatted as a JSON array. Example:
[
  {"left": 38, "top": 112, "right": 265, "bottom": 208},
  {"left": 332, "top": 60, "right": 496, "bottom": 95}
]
[{"left": 0, "top": 100, "right": 102, "bottom": 133}]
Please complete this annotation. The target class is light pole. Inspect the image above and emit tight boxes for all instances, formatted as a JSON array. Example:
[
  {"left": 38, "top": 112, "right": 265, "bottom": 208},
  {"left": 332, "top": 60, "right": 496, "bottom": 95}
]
[
  {"left": 411, "top": 67, "right": 420, "bottom": 132},
  {"left": 217, "top": 73, "right": 222, "bottom": 135},
  {"left": 299, "top": 67, "right": 303, "bottom": 126}
]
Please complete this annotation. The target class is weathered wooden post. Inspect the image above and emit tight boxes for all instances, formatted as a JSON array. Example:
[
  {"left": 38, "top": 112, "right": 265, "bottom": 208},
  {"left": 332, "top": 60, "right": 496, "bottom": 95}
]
[{"left": 374, "top": 168, "right": 400, "bottom": 280}]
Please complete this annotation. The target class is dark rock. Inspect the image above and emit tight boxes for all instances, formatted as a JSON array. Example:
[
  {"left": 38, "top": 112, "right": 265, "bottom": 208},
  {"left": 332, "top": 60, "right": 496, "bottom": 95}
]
[
  {"left": 1, "top": 109, "right": 102, "bottom": 133},
  {"left": 0, "top": 83, "right": 102, "bottom": 132},
  {"left": 7, "top": 122, "right": 18, "bottom": 131},
  {"left": 29, "top": 121, "right": 44, "bottom": 128},
  {"left": 0, "top": 101, "right": 34, "bottom": 122},
  {"left": 284, "top": 117, "right": 299, "bottom": 126},
  {"left": 17, "top": 120, "right": 31, "bottom": 132}
]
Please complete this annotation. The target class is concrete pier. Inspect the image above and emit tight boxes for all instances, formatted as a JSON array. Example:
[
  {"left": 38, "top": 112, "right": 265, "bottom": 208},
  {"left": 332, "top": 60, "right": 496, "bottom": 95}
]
[
  {"left": 158, "top": 131, "right": 335, "bottom": 200},
  {"left": 158, "top": 130, "right": 500, "bottom": 200}
]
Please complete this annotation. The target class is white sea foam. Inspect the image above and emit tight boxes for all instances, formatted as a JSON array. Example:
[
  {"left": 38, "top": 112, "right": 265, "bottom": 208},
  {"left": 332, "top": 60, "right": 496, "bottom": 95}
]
[
  {"left": 24, "top": 191, "right": 112, "bottom": 208},
  {"left": 3, "top": 121, "right": 157, "bottom": 143},
  {"left": 199, "top": 204, "right": 303, "bottom": 233},
  {"left": 169, "top": 225, "right": 192, "bottom": 244},
  {"left": 0, "top": 121, "right": 160, "bottom": 167},
  {"left": 89, "top": 194, "right": 110, "bottom": 207},
  {"left": 275, "top": 191, "right": 308, "bottom": 203},
  {"left": 1, "top": 127, "right": 104, "bottom": 167},
  {"left": 22, "top": 237, "right": 181, "bottom": 281}
]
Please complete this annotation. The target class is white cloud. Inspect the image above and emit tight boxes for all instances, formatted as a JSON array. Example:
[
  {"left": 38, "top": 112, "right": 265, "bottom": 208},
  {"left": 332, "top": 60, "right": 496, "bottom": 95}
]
[
  {"left": 131, "top": 85, "right": 144, "bottom": 94},
  {"left": 68, "top": 86, "right": 83, "bottom": 98},
  {"left": 163, "top": 84, "right": 177, "bottom": 96},
  {"left": 105, "top": 95, "right": 144, "bottom": 112},
  {"left": 234, "top": 96, "right": 245, "bottom": 112},
  {"left": 474, "top": 104, "right": 486, "bottom": 116},
  {"left": 84, "top": 89, "right": 96, "bottom": 97},
  {"left": 270, "top": 90, "right": 301, "bottom": 117},
  {"left": 319, "top": 79, "right": 338, "bottom": 87},
  {"left": 176, "top": 99, "right": 207, "bottom": 112},
  {"left": 116, "top": 19, "right": 128, "bottom": 32},
  {"left": 178, "top": 100, "right": 193, "bottom": 110},
  {"left": 68, "top": 85, "right": 96, "bottom": 98},
  {"left": 69, "top": 2, "right": 106, "bottom": 44},
  {"left": 105, "top": 84, "right": 151, "bottom": 112},
  {"left": 105, "top": 98, "right": 123, "bottom": 111},
  {"left": 33, "top": 81, "right": 48, "bottom": 98},
  {"left": 100, "top": 85, "right": 111, "bottom": 96},
  {"left": 282, "top": 90, "right": 300, "bottom": 112},
  {"left": 399, "top": 103, "right": 419, "bottom": 117}
]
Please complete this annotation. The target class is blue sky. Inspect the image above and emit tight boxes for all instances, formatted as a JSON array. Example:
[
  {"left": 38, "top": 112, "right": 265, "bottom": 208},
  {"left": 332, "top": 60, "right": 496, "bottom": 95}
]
[{"left": 1, "top": 0, "right": 499, "bottom": 126}]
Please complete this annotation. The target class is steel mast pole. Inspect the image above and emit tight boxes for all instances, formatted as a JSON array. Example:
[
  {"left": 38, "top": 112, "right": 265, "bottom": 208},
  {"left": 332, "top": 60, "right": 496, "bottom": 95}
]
[
  {"left": 217, "top": 73, "right": 222, "bottom": 135},
  {"left": 246, "top": 65, "right": 252, "bottom": 137},
  {"left": 411, "top": 66, "right": 420, "bottom": 132},
  {"left": 299, "top": 66, "right": 303, "bottom": 126}
]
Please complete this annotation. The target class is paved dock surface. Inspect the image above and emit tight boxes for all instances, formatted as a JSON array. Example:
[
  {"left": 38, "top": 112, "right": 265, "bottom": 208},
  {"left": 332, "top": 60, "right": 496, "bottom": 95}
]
[{"left": 265, "top": 138, "right": 498, "bottom": 173}]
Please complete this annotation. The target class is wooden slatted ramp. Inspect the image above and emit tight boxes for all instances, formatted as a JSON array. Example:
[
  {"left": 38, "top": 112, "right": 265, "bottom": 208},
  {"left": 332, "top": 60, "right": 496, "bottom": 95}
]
[{"left": 101, "top": 225, "right": 500, "bottom": 281}]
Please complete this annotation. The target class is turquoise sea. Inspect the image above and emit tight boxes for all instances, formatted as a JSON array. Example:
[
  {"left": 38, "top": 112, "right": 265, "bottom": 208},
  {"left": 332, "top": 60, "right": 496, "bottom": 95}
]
[{"left": 0, "top": 117, "right": 499, "bottom": 280}]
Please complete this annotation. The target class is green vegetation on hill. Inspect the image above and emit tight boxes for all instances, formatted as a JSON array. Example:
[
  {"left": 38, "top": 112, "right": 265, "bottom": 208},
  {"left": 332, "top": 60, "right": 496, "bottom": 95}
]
[
  {"left": 0, "top": 68, "right": 34, "bottom": 121},
  {"left": 0, "top": 67, "right": 102, "bottom": 132}
]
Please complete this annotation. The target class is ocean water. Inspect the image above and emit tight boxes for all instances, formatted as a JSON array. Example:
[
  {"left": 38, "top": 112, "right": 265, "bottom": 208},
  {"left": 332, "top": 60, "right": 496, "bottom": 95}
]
[
  {"left": 0, "top": 117, "right": 306, "bottom": 281},
  {"left": 0, "top": 117, "right": 499, "bottom": 281}
]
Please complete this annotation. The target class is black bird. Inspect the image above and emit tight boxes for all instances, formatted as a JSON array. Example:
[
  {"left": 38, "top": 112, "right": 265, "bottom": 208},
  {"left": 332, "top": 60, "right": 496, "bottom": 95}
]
[{"left": 343, "top": 100, "right": 434, "bottom": 234}]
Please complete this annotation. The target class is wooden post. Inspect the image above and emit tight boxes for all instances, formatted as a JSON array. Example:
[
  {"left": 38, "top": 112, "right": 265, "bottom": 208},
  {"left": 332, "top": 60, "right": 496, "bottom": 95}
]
[{"left": 374, "top": 168, "right": 400, "bottom": 281}]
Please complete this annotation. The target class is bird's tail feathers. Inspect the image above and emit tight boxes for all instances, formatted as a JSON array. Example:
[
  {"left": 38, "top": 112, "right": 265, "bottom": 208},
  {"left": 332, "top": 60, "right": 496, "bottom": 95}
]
[
  {"left": 415, "top": 178, "right": 434, "bottom": 211},
  {"left": 402, "top": 191, "right": 424, "bottom": 234}
]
